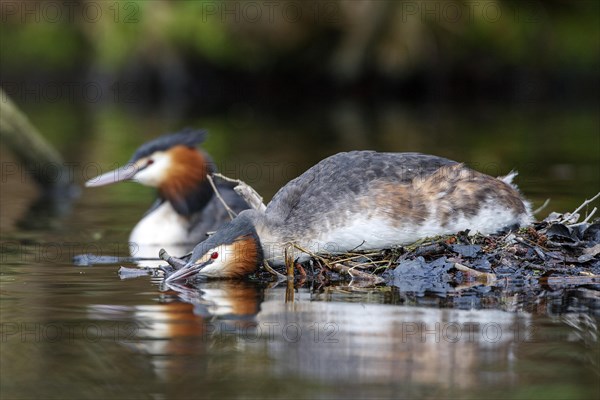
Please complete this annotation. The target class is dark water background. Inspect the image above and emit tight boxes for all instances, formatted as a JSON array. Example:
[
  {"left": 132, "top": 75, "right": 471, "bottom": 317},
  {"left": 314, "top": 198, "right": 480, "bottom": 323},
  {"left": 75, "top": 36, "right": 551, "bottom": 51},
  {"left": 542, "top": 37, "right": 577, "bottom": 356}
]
[{"left": 1, "top": 98, "right": 599, "bottom": 399}]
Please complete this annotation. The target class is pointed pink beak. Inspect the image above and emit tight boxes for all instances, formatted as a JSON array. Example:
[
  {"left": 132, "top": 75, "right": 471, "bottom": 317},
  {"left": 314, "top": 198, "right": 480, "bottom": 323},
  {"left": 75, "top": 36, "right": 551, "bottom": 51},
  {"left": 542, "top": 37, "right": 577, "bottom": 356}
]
[
  {"left": 85, "top": 164, "right": 139, "bottom": 187},
  {"left": 165, "top": 260, "right": 212, "bottom": 283}
]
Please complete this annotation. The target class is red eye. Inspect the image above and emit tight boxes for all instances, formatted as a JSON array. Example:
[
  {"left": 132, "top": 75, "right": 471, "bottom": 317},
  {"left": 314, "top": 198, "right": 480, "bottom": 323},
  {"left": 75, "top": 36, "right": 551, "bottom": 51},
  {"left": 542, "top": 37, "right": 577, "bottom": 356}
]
[
  {"left": 147, "top": 159, "right": 154, "bottom": 166},
  {"left": 210, "top": 252, "right": 219, "bottom": 259}
]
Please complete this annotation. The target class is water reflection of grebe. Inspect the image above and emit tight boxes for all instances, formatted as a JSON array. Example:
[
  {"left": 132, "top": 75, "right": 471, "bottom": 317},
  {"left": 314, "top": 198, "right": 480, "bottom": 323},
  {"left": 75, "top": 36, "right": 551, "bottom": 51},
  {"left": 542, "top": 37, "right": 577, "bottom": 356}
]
[
  {"left": 88, "top": 281, "right": 262, "bottom": 381},
  {"left": 247, "top": 288, "right": 533, "bottom": 388}
]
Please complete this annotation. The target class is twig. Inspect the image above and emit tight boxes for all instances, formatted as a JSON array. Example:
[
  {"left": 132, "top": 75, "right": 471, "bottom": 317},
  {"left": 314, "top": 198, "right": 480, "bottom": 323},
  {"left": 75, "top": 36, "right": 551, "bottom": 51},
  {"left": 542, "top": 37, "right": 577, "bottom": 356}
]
[
  {"left": 571, "top": 191, "right": 600, "bottom": 215},
  {"left": 206, "top": 174, "right": 237, "bottom": 220},
  {"left": 284, "top": 246, "right": 295, "bottom": 302},
  {"left": 290, "top": 243, "right": 334, "bottom": 270},
  {"left": 346, "top": 260, "right": 390, "bottom": 269},
  {"left": 316, "top": 259, "right": 327, "bottom": 284},
  {"left": 544, "top": 275, "right": 600, "bottom": 286},
  {"left": 583, "top": 206, "right": 598, "bottom": 223},
  {"left": 562, "top": 191, "right": 600, "bottom": 225},
  {"left": 285, "top": 245, "right": 295, "bottom": 282},
  {"left": 515, "top": 237, "right": 547, "bottom": 260},
  {"left": 329, "top": 263, "right": 385, "bottom": 283},
  {"left": 349, "top": 240, "right": 366, "bottom": 252},
  {"left": 285, "top": 278, "right": 295, "bottom": 303},
  {"left": 532, "top": 198, "right": 550, "bottom": 215},
  {"left": 289, "top": 243, "right": 385, "bottom": 283},
  {"left": 514, "top": 235, "right": 549, "bottom": 252},
  {"left": 262, "top": 260, "right": 286, "bottom": 280},
  {"left": 212, "top": 172, "right": 267, "bottom": 212},
  {"left": 331, "top": 252, "right": 382, "bottom": 265},
  {"left": 454, "top": 263, "right": 497, "bottom": 284},
  {"left": 159, "top": 248, "right": 187, "bottom": 270},
  {"left": 570, "top": 207, "right": 598, "bottom": 227}
]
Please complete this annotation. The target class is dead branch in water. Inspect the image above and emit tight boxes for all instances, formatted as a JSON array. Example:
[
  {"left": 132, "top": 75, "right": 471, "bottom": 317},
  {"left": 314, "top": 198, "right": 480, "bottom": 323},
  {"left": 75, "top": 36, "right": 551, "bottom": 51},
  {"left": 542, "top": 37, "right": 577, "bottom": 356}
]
[{"left": 0, "top": 89, "right": 71, "bottom": 192}]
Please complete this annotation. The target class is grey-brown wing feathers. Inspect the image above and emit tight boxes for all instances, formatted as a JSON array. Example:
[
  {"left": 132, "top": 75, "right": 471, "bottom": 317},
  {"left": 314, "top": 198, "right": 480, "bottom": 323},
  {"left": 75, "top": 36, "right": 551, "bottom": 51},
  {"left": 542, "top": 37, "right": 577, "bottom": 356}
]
[{"left": 266, "top": 151, "right": 457, "bottom": 227}]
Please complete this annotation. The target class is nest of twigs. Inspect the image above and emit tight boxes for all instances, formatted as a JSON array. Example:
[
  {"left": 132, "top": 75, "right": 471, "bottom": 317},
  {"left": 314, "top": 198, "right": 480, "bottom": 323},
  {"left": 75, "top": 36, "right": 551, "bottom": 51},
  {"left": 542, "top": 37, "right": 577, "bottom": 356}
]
[{"left": 256, "top": 193, "right": 600, "bottom": 289}]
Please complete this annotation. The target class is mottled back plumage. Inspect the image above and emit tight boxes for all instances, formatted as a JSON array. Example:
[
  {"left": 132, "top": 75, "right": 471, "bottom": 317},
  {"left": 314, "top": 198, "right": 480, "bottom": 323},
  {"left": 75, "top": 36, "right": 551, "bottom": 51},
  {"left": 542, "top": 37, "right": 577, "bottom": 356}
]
[{"left": 265, "top": 151, "right": 458, "bottom": 238}]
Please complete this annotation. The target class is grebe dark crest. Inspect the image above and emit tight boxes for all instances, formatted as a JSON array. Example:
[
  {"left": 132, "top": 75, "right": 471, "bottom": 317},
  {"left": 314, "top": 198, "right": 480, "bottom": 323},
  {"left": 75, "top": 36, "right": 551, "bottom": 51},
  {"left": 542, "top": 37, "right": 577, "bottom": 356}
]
[
  {"left": 86, "top": 129, "right": 249, "bottom": 246},
  {"left": 165, "top": 151, "right": 532, "bottom": 281}
]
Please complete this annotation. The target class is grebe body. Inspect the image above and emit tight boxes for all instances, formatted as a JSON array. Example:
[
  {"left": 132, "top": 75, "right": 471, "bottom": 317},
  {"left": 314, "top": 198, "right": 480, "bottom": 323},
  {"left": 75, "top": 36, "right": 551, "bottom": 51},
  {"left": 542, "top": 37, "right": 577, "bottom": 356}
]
[{"left": 165, "top": 151, "right": 532, "bottom": 281}]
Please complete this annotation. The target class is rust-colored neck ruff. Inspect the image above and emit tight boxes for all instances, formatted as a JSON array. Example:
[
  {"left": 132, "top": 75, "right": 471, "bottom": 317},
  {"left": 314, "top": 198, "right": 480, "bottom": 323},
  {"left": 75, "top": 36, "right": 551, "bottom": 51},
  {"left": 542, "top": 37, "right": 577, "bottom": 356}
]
[
  {"left": 158, "top": 145, "right": 214, "bottom": 216},
  {"left": 221, "top": 235, "right": 262, "bottom": 278}
]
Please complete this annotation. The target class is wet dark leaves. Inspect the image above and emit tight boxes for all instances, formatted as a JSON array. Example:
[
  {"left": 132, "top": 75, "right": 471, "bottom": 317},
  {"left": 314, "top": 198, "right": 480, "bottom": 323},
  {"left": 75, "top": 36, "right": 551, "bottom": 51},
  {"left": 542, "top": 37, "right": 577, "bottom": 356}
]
[
  {"left": 449, "top": 244, "right": 482, "bottom": 258},
  {"left": 546, "top": 223, "right": 575, "bottom": 241},
  {"left": 543, "top": 222, "right": 600, "bottom": 245},
  {"left": 583, "top": 223, "right": 600, "bottom": 242},
  {"left": 383, "top": 256, "right": 453, "bottom": 295},
  {"left": 372, "top": 217, "right": 599, "bottom": 296}
]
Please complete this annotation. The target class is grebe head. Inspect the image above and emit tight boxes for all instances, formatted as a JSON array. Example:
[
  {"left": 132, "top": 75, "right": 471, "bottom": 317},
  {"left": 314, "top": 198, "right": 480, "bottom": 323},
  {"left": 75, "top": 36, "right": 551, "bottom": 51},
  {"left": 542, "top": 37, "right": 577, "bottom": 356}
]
[
  {"left": 165, "top": 213, "right": 263, "bottom": 282},
  {"left": 86, "top": 129, "right": 214, "bottom": 214}
]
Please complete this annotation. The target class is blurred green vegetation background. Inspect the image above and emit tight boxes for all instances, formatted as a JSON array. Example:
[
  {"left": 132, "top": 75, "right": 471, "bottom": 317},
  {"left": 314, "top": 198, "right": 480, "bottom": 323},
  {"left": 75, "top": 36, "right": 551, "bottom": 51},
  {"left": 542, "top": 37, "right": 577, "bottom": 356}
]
[
  {"left": 1, "top": 0, "right": 599, "bottom": 217},
  {"left": 2, "top": 0, "right": 598, "bottom": 100}
]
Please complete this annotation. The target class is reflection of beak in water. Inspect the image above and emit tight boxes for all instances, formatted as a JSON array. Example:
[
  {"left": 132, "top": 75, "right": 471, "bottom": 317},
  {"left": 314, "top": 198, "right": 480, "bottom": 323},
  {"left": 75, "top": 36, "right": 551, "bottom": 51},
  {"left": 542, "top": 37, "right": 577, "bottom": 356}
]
[
  {"left": 164, "top": 281, "right": 262, "bottom": 319},
  {"left": 88, "top": 281, "right": 262, "bottom": 381}
]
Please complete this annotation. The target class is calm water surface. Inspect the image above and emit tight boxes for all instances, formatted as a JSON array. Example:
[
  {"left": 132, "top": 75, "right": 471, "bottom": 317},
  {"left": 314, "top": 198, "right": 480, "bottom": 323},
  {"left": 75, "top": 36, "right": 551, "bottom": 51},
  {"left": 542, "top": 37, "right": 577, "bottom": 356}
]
[{"left": 1, "top": 102, "right": 599, "bottom": 399}]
